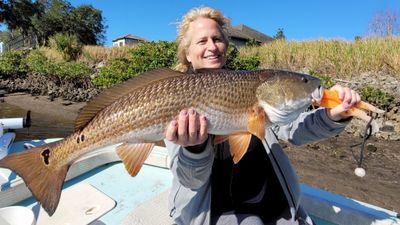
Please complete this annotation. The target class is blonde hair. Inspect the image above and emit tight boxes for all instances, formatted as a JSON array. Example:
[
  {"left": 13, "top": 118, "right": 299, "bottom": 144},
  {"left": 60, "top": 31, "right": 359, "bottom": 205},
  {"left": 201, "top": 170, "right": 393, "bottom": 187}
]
[{"left": 175, "top": 6, "right": 230, "bottom": 72}]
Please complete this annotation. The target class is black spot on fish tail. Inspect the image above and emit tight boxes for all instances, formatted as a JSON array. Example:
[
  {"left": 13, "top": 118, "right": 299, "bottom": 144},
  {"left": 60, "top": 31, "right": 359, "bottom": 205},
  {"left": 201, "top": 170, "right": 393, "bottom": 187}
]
[
  {"left": 41, "top": 149, "right": 50, "bottom": 165},
  {"left": 81, "top": 134, "right": 85, "bottom": 142},
  {"left": 77, "top": 136, "right": 80, "bottom": 143}
]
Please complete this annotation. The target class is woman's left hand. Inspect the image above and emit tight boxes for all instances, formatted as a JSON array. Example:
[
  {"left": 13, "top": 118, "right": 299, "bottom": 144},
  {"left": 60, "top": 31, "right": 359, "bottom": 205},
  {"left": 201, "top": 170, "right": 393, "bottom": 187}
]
[{"left": 326, "top": 84, "right": 361, "bottom": 121}]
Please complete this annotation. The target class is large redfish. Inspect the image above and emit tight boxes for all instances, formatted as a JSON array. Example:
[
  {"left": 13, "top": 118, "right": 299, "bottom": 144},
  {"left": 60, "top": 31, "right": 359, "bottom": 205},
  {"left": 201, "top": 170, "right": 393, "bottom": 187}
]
[{"left": 0, "top": 68, "right": 322, "bottom": 215}]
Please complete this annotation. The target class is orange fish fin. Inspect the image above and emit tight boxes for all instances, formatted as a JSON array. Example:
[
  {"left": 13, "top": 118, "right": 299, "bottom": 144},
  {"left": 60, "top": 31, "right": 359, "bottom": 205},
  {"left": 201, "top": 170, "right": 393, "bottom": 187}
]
[
  {"left": 228, "top": 134, "right": 252, "bottom": 164},
  {"left": 356, "top": 101, "right": 385, "bottom": 114},
  {"left": 116, "top": 143, "right": 155, "bottom": 176},
  {"left": 247, "top": 105, "right": 266, "bottom": 140},
  {"left": 75, "top": 68, "right": 184, "bottom": 131},
  {"left": 344, "top": 108, "right": 380, "bottom": 133},
  {"left": 0, "top": 141, "right": 67, "bottom": 216},
  {"left": 343, "top": 108, "right": 371, "bottom": 123},
  {"left": 214, "top": 135, "right": 229, "bottom": 144},
  {"left": 318, "top": 90, "right": 342, "bottom": 108},
  {"left": 319, "top": 89, "right": 385, "bottom": 113}
]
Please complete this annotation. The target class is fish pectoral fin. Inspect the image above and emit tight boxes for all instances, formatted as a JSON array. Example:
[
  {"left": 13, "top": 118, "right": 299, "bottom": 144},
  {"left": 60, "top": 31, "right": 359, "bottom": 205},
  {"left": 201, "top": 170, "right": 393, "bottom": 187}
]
[
  {"left": 356, "top": 101, "right": 385, "bottom": 114},
  {"left": 214, "top": 135, "right": 229, "bottom": 145},
  {"left": 343, "top": 108, "right": 371, "bottom": 122},
  {"left": 247, "top": 105, "right": 266, "bottom": 140},
  {"left": 0, "top": 141, "right": 67, "bottom": 216},
  {"left": 116, "top": 143, "right": 154, "bottom": 177},
  {"left": 229, "top": 134, "right": 252, "bottom": 164}
]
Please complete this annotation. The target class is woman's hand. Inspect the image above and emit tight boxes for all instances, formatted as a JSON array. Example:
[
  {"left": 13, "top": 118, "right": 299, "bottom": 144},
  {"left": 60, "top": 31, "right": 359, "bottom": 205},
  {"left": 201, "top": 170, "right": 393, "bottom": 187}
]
[
  {"left": 326, "top": 84, "right": 361, "bottom": 121},
  {"left": 165, "top": 108, "right": 208, "bottom": 148}
]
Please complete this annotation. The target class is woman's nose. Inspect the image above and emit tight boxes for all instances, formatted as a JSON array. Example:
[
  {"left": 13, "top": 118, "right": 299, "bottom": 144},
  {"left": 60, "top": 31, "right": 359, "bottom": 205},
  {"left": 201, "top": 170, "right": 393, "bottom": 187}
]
[{"left": 206, "top": 40, "right": 218, "bottom": 51}]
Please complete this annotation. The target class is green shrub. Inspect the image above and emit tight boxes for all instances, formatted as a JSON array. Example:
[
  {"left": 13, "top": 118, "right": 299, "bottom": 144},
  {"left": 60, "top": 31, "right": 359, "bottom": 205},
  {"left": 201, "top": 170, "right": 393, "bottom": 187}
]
[
  {"left": 128, "top": 41, "right": 177, "bottom": 74},
  {"left": 49, "top": 33, "right": 83, "bottom": 61},
  {"left": 56, "top": 62, "right": 93, "bottom": 78},
  {"left": 92, "top": 58, "right": 132, "bottom": 87},
  {"left": 93, "top": 41, "right": 178, "bottom": 87},
  {"left": 0, "top": 50, "right": 27, "bottom": 76},
  {"left": 359, "top": 86, "right": 394, "bottom": 110},
  {"left": 226, "top": 44, "right": 260, "bottom": 70},
  {"left": 225, "top": 44, "right": 239, "bottom": 68},
  {"left": 309, "top": 70, "right": 335, "bottom": 89},
  {"left": 246, "top": 38, "right": 259, "bottom": 47},
  {"left": 228, "top": 55, "right": 260, "bottom": 70},
  {"left": 24, "top": 49, "right": 92, "bottom": 78},
  {"left": 24, "top": 50, "right": 56, "bottom": 75}
]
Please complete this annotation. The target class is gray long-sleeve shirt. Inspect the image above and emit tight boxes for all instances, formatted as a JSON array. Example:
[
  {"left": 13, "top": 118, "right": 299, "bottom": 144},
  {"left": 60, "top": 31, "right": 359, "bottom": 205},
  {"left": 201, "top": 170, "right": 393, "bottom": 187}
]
[{"left": 165, "top": 108, "right": 350, "bottom": 225}]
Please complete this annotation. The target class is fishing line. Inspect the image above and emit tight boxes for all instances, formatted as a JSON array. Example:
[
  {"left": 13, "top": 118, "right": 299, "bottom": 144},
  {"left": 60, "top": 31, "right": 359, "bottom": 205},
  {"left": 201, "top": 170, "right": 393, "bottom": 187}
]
[{"left": 349, "top": 114, "right": 376, "bottom": 177}]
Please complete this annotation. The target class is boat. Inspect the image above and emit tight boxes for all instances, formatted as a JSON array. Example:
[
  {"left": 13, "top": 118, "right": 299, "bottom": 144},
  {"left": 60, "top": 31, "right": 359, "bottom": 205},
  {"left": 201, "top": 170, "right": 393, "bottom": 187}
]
[{"left": 0, "top": 115, "right": 399, "bottom": 225}]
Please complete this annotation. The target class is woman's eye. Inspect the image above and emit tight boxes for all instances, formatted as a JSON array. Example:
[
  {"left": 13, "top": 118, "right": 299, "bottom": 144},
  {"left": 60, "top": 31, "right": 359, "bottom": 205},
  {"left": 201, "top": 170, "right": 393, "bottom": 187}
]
[{"left": 214, "top": 38, "right": 222, "bottom": 42}]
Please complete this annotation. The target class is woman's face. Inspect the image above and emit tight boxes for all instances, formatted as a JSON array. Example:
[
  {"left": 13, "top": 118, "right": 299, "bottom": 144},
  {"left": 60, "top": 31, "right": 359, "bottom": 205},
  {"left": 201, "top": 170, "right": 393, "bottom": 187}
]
[{"left": 186, "top": 17, "right": 227, "bottom": 70}]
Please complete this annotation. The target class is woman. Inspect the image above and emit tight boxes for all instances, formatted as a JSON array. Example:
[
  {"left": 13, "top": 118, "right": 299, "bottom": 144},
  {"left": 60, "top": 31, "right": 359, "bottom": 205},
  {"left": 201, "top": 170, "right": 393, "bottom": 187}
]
[{"left": 165, "top": 6, "right": 360, "bottom": 225}]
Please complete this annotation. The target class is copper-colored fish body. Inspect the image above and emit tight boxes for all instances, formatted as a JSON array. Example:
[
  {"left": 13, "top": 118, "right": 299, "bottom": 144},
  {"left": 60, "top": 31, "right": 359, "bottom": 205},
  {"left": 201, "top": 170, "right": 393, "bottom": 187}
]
[{"left": 0, "top": 68, "right": 322, "bottom": 215}]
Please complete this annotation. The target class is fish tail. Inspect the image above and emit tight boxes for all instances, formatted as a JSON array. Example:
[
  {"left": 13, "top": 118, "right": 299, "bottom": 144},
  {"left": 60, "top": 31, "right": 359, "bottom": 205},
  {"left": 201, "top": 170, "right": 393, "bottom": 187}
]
[{"left": 0, "top": 141, "right": 68, "bottom": 216}]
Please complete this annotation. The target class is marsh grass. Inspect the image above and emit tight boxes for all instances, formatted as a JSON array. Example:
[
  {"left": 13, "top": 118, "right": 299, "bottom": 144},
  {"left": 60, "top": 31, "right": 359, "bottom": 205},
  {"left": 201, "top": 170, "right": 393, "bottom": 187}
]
[
  {"left": 240, "top": 37, "right": 400, "bottom": 79},
  {"left": 78, "top": 45, "right": 137, "bottom": 64},
  {"left": 40, "top": 47, "right": 64, "bottom": 62}
]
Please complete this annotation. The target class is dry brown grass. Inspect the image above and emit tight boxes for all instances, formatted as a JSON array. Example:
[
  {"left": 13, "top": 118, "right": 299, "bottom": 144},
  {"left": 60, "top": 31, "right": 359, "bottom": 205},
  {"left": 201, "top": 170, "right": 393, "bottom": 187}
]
[
  {"left": 77, "top": 45, "right": 137, "bottom": 64},
  {"left": 40, "top": 47, "right": 64, "bottom": 62},
  {"left": 240, "top": 37, "right": 400, "bottom": 79}
]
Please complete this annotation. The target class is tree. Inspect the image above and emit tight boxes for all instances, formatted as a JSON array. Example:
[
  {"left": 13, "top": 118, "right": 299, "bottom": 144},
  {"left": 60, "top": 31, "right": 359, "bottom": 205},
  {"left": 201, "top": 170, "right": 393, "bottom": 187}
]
[
  {"left": 273, "top": 28, "right": 286, "bottom": 40},
  {"left": 368, "top": 9, "right": 399, "bottom": 37},
  {"left": 0, "top": 0, "right": 43, "bottom": 37},
  {"left": 69, "top": 5, "right": 105, "bottom": 45},
  {"left": 1, "top": 0, "right": 106, "bottom": 47},
  {"left": 31, "top": 0, "right": 73, "bottom": 45}
]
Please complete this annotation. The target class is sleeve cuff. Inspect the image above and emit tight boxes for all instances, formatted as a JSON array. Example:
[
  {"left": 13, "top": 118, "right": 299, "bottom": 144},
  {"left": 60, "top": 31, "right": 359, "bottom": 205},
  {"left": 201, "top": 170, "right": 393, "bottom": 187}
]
[
  {"left": 321, "top": 108, "right": 351, "bottom": 128},
  {"left": 181, "top": 138, "right": 212, "bottom": 160}
]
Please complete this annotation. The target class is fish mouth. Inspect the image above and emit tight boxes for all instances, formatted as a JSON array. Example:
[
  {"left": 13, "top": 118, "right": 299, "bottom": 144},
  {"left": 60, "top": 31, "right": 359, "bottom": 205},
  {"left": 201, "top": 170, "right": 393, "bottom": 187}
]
[{"left": 311, "top": 85, "right": 324, "bottom": 105}]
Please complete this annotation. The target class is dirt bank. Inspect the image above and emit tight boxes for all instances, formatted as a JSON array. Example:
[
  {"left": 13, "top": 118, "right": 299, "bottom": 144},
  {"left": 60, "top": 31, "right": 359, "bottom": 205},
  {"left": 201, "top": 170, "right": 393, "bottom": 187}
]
[
  {"left": 1, "top": 93, "right": 399, "bottom": 213},
  {"left": 3, "top": 92, "right": 86, "bottom": 121}
]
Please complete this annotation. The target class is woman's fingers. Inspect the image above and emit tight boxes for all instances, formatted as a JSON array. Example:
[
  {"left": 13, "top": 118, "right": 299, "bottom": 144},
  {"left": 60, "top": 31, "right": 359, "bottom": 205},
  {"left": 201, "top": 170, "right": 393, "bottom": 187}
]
[
  {"left": 177, "top": 110, "right": 189, "bottom": 144},
  {"left": 166, "top": 109, "right": 208, "bottom": 147},
  {"left": 328, "top": 84, "right": 361, "bottom": 121},
  {"left": 188, "top": 109, "right": 199, "bottom": 144},
  {"left": 165, "top": 120, "right": 178, "bottom": 142},
  {"left": 198, "top": 115, "right": 208, "bottom": 143}
]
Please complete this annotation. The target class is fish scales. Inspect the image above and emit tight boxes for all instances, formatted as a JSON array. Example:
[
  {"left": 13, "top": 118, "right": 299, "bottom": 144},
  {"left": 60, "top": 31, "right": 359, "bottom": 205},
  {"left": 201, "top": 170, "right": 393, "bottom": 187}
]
[{"left": 52, "top": 71, "right": 262, "bottom": 164}]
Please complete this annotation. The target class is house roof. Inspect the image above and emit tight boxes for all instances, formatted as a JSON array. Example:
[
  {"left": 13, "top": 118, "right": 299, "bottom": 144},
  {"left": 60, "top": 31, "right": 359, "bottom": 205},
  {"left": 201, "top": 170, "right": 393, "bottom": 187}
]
[
  {"left": 226, "top": 24, "right": 273, "bottom": 43},
  {"left": 112, "top": 34, "right": 147, "bottom": 42}
]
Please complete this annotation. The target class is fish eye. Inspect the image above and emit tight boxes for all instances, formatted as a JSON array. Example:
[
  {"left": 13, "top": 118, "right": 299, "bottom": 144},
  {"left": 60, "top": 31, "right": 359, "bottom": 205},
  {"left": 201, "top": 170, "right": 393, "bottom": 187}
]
[{"left": 301, "top": 77, "right": 308, "bottom": 83}]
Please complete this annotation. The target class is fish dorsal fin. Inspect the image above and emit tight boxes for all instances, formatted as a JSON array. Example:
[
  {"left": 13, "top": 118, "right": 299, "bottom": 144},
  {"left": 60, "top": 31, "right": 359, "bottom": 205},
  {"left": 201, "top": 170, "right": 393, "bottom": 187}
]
[
  {"left": 116, "top": 142, "right": 155, "bottom": 176},
  {"left": 75, "top": 68, "right": 184, "bottom": 131},
  {"left": 194, "top": 68, "right": 227, "bottom": 74},
  {"left": 247, "top": 105, "right": 267, "bottom": 140},
  {"left": 229, "top": 133, "right": 252, "bottom": 164},
  {"left": 258, "top": 69, "right": 281, "bottom": 81}
]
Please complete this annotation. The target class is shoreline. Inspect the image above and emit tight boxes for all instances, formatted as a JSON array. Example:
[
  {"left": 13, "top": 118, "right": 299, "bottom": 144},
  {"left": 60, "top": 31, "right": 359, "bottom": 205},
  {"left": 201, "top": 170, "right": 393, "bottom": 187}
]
[{"left": 2, "top": 92, "right": 86, "bottom": 121}]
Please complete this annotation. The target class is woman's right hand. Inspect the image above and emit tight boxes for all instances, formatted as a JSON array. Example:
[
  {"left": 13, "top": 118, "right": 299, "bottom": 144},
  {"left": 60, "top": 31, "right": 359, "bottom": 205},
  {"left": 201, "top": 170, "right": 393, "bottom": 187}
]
[{"left": 165, "top": 109, "right": 208, "bottom": 148}]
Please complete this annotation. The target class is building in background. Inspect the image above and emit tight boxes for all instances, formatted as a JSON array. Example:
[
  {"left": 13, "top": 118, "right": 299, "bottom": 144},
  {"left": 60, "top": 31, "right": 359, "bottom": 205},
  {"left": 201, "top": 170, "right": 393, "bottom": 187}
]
[
  {"left": 226, "top": 24, "right": 273, "bottom": 47},
  {"left": 112, "top": 34, "right": 147, "bottom": 47}
]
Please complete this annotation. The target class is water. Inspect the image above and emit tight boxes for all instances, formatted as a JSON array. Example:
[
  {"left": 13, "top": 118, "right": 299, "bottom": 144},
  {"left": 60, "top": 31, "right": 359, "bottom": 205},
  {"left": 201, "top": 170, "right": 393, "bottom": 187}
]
[{"left": 0, "top": 101, "right": 74, "bottom": 141}]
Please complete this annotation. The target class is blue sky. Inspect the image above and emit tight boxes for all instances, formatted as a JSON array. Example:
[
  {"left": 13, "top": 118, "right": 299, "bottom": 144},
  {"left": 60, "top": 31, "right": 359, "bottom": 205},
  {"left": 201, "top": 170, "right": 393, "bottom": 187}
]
[{"left": 47, "top": 1, "right": 400, "bottom": 46}]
